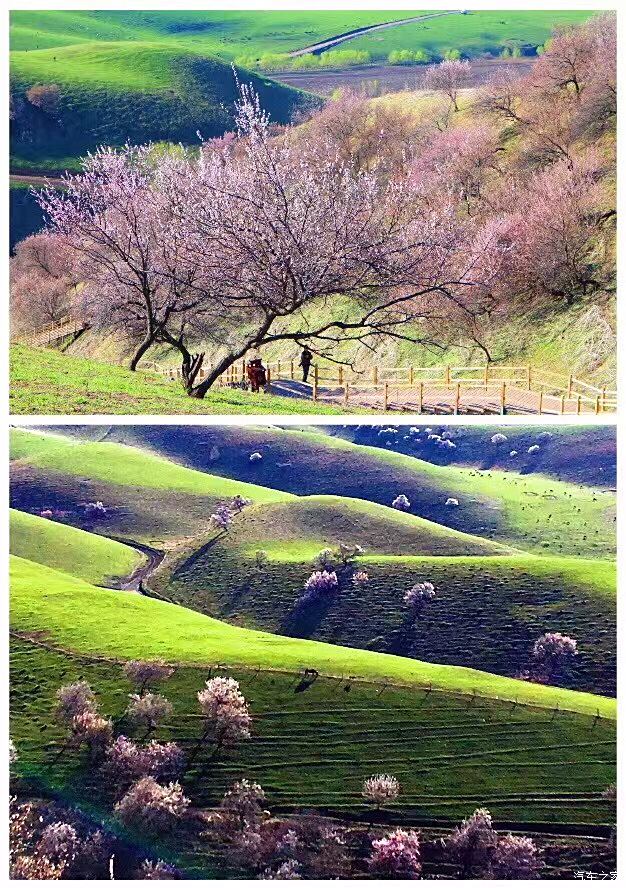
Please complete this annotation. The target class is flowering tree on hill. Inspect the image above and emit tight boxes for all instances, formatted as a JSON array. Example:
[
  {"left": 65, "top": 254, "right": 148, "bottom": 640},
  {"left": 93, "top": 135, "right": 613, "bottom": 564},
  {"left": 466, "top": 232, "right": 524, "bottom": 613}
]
[
  {"left": 190, "top": 676, "right": 251, "bottom": 765},
  {"left": 37, "top": 78, "right": 509, "bottom": 397},
  {"left": 423, "top": 59, "right": 472, "bottom": 111}
]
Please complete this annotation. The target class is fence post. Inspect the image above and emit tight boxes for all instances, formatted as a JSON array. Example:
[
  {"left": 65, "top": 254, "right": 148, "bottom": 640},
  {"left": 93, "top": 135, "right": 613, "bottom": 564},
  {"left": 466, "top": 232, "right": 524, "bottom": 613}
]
[
  {"left": 560, "top": 395, "right": 565, "bottom": 414},
  {"left": 277, "top": 359, "right": 281, "bottom": 378},
  {"left": 567, "top": 374, "right": 573, "bottom": 398},
  {"left": 241, "top": 359, "right": 246, "bottom": 378},
  {"left": 290, "top": 359, "right": 294, "bottom": 380},
  {"left": 313, "top": 365, "right": 318, "bottom": 401},
  {"left": 344, "top": 383, "right": 349, "bottom": 408},
  {"left": 595, "top": 394, "right": 601, "bottom": 415},
  {"left": 266, "top": 366, "right": 271, "bottom": 386},
  {"left": 338, "top": 365, "right": 343, "bottom": 386},
  {"left": 500, "top": 381, "right": 506, "bottom": 415},
  {"left": 526, "top": 365, "right": 531, "bottom": 390},
  {"left": 538, "top": 388, "right": 543, "bottom": 414},
  {"left": 454, "top": 382, "right": 460, "bottom": 415},
  {"left": 408, "top": 366, "right": 414, "bottom": 385},
  {"left": 577, "top": 394, "right": 582, "bottom": 415},
  {"left": 601, "top": 386, "right": 606, "bottom": 413},
  {"left": 372, "top": 366, "right": 378, "bottom": 385},
  {"left": 483, "top": 364, "right": 489, "bottom": 388},
  {"left": 445, "top": 365, "right": 451, "bottom": 386},
  {"left": 419, "top": 381, "right": 423, "bottom": 414},
  {"left": 383, "top": 382, "right": 389, "bottom": 411}
]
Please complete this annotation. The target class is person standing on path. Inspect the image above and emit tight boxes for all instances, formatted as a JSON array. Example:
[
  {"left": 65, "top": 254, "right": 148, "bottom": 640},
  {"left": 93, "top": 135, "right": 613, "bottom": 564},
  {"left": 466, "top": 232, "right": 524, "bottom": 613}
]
[{"left": 299, "top": 347, "right": 313, "bottom": 383}]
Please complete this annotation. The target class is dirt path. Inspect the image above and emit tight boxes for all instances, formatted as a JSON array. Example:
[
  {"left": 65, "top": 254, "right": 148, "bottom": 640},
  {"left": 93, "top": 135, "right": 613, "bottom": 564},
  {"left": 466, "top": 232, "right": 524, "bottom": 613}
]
[
  {"left": 287, "top": 11, "right": 464, "bottom": 57},
  {"left": 105, "top": 536, "right": 165, "bottom": 594}
]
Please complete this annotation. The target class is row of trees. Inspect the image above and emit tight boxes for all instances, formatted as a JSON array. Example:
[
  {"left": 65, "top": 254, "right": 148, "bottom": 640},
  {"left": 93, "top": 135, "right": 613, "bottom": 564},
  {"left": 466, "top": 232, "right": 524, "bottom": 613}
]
[
  {"left": 10, "top": 14, "right": 615, "bottom": 394},
  {"left": 11, "top": 663, "right": 551, "bottom": 879}
]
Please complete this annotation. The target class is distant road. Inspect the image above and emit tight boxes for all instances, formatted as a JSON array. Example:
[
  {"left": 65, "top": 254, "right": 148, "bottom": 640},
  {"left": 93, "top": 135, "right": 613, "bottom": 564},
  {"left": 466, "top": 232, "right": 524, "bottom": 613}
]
[{"left": 287, "top": 11, "right": 464, "bottom": 57}]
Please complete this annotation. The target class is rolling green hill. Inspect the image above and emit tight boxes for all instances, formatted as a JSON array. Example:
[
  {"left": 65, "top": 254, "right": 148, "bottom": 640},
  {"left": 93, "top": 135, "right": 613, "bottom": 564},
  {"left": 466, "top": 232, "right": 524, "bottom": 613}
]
[
  {"left": 10, "top": 553, "right": 616, "bottom": 849},
  {"left": 9, "top": 508, "right": 144, "bottom": 585},
  {"left": 83, "top": 425, "right": 615, "bottom": 558},
  {"left": 10, "top": 9, "right": 593, "bottom": 60},
  {"left": 10, "top": 555, "right": 614, "bottom": 718},
  {"left": 343, "top": 10, "right": 592, "bottom": 59},
  {"left": 10, "top": 43, "right": 313, "bottom": 170}
]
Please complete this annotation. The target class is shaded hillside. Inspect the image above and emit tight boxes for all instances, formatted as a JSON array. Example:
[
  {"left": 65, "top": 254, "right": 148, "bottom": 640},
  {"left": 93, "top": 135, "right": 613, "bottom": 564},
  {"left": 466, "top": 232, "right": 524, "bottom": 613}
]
[{"left": 10, "top": 44, "right": 315, "bottom": 169}]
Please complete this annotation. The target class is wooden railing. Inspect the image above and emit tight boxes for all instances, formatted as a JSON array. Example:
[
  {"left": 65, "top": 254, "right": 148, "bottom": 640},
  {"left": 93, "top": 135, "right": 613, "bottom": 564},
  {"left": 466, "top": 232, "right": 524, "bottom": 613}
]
[
  {"left": 147, "top": 357, "right": 616, "bottom": 415},
  {"left": 17, "top": 315, "right": 87, "bottom": 348}
]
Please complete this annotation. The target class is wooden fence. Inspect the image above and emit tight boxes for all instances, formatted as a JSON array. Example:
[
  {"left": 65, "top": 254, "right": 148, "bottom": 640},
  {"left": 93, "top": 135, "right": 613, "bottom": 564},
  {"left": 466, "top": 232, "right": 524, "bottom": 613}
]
[
  {"left": 148, "top": 358, "right": 617, "bottom": 415},
  {"left": 17, "top": 316, "right": 87, "bottom": 348}
]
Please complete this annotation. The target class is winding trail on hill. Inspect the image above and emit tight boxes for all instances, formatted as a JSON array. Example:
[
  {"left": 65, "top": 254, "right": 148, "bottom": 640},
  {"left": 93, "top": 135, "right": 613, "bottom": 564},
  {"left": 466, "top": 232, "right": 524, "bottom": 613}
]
[
  {"left": 287, "top": 10, "right": 464, "bottom": 57},
  {"left": 106, "top": 536, "right": 165, "bottom": 593}
]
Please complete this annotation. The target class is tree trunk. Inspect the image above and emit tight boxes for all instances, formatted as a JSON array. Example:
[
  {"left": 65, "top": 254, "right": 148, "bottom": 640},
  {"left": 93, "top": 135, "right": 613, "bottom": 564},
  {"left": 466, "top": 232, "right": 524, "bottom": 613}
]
[
  {"left": 129, "top": 334, "right": 155, "bottom": 371},
  {"left": 188, "top": 353, "right": 237, "bottom": 399}
]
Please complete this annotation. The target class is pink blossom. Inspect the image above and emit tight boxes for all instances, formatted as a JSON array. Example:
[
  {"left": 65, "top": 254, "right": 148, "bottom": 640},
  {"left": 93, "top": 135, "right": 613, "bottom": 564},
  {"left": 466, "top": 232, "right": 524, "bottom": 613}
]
[{"left": 369, "top": 828, "right": 421, "bottom": 878}]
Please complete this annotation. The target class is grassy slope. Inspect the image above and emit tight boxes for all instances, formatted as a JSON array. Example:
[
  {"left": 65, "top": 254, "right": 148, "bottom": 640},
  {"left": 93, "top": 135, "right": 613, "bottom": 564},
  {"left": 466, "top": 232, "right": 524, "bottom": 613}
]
[
  {"left": 9, "top": 345, "right": 347, "bottom": 415},
  {"left": 9, "top": 428, "right": 294, "bottom": 504},
  {"left": 10, "top": 555, "right": 614, "bottom": 719},
  {"left": 9, "top": 10, "right": 420, "bottom": 55},
  {"left": 163, "top": 533, "right": 614, "bottom": 696},
  {"left": 346, "top": 10, "right": 593, "bottom": 58},
  {"left": 10, "top": 42, "right": 312, "bottom": 169},
  {"left": 11, "top": 637, "right": 616, "bottom": 850},
  {"left": 216, "top": 496, "right": 511, "bottom": 556},
  {"left": 10, "top": 10, "right": 593, "bottom": 59},
  {"left": 101, "top": 425, "right": 614, "bottom": 559},
  {"left": 9, "top": 508, "right": 144, "bottom": 585}
]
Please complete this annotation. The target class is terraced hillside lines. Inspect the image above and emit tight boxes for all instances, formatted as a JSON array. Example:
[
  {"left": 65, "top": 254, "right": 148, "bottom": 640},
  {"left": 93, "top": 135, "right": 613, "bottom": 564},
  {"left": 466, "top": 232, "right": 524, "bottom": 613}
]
[
  {"left": 98, "top": 424, "right": 616, "bottom": 559},
  {"left": 10, "top": 637, "right": 616, "bottom": 839},
  {"left": 10, "top": 556, "right": 615, "bottom": 718},
  {"left": 9, "top": 508, "right": 145, "bottom": 585},
  {"left": 9, "top": 345, "right": 346, "bottom": 415},
  {"left": 160, "top": 526, "right": 616, "bottom": 697}
]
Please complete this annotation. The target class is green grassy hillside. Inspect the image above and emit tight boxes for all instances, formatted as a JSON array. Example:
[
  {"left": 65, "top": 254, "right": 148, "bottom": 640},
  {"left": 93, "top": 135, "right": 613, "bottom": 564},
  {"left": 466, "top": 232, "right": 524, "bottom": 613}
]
[
  {"left": 93, "top": 425, "right": 615, "bottom": 558},
  {"left": 345, "top": 10, "right": 592, "bottom": 59},
  {"left": 10, "top": 427, "right": 616, "bottom": 558},
  {"left": 160, "top": 533, "right": 614, "bottom": 695},
  {"left": 9, "top": 345, "right": 346, "bottom": 415},
  {"left": 10, "top": 10, "right": 593, "bottom": 60},
  {"left": 10, "top": 556, "right": 614, "bottom": 718},
  {"left": 10, "top": 428, "right": 294, "bottom": 503},
  {"left": 10, "top": 43, "right": 313, "bottom": 170},
  {"left": 9, "top": 508, "right": 144, "bottom": 585}
]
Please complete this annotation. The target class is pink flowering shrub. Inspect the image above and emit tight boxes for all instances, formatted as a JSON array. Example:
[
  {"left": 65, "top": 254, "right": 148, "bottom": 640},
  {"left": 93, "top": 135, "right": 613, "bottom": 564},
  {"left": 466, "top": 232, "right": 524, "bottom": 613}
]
[
  {"left": 55, "top": 682, "right": 97, "bottom": 724},
  {"left": 123, "top": 660, "right": 174, "bottom": 693},
  {"left": 392, "top": 494, "right": 411, "bottom": 511},
  {"left": 532, "top": 632, "right": 578, "bottom": 681},
  {"left": 445, "top": 807, "right": 498, "bottom": 877},
  {"left": 114, "top": 777, "right": 189, "bottom": 832},
  {"left": 303, "top": 570, "right": 338, "bottom": 597},
  {"left": 138, "top": 858, "right": 182, "bottom": 879},
  {"left": 37, "top": 822, "right": 79, "bottom": 863},
  {"left": 104, "top": 736, "right": 185, "bottom": 785},
  {"left": 369, "top": 828, "right": 421, "bottom": 878},
  {"left": 404, "top": 581, "right": 436, "bottom": 610},
  {"left": 491, "top": 833, "right": 542, "bottom": 879}
]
